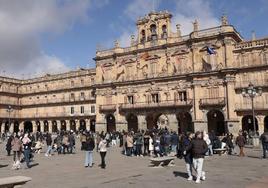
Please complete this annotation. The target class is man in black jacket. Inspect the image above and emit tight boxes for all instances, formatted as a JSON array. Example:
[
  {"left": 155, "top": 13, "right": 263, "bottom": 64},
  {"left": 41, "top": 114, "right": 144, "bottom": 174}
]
[
  {"left": 187, "top": 131, "right": 208, "bottom": 184},
  {"left": 45, "top": 133, "right": 52, "bottom": 157},
  {"left": 260, "top": 131, "right": 268, "bottom": 158}
]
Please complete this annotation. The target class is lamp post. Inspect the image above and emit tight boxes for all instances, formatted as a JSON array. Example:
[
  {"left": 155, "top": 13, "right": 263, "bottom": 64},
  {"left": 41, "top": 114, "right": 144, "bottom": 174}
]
[
  {"left": 242, "top": 83, "right": 262, "bottom": 147},
  {"left": 6, "top": 105, "right": 13, "bottom": 133}
]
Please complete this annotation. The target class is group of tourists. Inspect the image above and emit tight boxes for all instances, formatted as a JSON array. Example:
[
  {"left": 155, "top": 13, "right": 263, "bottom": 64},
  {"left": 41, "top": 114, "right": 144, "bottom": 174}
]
[{"left": 2, "top": 127, "right": 268, "bottom": 184}]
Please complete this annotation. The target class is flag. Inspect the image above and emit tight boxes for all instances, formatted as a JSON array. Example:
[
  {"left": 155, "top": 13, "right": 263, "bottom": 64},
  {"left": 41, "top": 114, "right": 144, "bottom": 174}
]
[
  {"left": 202, "top": 58, "right": 212, "bottom": 71},
  {"left": 206, "top": 46, "right": 216, "bottom": 55}
]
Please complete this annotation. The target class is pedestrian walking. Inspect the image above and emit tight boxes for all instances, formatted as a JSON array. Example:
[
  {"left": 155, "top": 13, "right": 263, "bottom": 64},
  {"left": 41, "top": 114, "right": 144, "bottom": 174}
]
[
  {"left": 84, "top": 134, "right": 95, "bottom": 168},
  {"left": 45, "top": 133, "right": 53, "bottom": 157},
  {"left": 260, "top": 131, "right": 268, "bottom": 158},
  {"left": 22, "top": 133, "right": 32, "bottom": 169},
  {"left": 6, "top": 135, "right": 13, "bottom": 156},
  {"left": 11, "top": 133, "right": 22, "bottom": 169},
  {"left": 182, "top": 133, "right": 194, "bottom": 181},
  {"left": 236, "top": 132, "right": 246, "bottom": 157},
  {"left": 98, "top": 136, "right": 107, "bottom": 169},
  {"left": 187, "top": 131, "right": 208, "bottom": 184}
]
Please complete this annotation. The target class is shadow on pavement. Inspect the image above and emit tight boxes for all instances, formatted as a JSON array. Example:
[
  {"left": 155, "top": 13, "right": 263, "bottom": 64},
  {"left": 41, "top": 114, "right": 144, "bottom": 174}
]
[
  {"left": 173, "top": 171, "right": 188, "bottom": 178},
  {"left": 0, "top": 164, "right": 8, "bottom": 168},
  {"left": 30, "top": 163, "right": 39, "bottom": 168}
]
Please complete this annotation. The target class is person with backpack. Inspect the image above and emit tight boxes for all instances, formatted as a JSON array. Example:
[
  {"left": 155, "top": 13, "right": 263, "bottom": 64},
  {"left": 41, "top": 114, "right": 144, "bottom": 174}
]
[{"left": 260, "top": 131, "right": 268, "bottom": 158}]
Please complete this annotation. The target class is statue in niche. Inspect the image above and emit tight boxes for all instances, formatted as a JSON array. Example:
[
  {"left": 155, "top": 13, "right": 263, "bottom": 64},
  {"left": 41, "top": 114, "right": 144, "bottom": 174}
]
[
  {"left": 115, "top": 59, "right": 125, "bottom": 81},
  {"left": 137, "top": 53, "right": 149, "bottom": 78}
]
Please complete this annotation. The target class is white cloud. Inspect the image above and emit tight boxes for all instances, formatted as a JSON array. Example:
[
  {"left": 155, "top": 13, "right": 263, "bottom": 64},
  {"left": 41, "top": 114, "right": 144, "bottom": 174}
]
[
  {"left": 172, "top": 0, "right": 220, "bottom": 35},
  {"left": 0, "top": 0, "right": 101, "bottom": 78}
]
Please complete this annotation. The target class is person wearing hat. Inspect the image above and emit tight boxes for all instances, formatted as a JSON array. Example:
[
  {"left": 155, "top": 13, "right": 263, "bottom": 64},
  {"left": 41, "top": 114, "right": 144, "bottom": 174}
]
[{"left": 187, "top": 131, "right": 208, "bottom": 184}]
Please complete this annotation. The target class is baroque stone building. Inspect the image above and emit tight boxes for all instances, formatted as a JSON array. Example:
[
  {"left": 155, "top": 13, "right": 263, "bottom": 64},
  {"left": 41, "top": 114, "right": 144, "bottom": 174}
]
[
  {"left": 1, "top": 11, "right": 268, "bottom": 135},
  {"left": 0, "top": 69, "right": 96, "bottom": 134},
  {"left": 94, "top": 11, "right": 268, "bottom": 135}
]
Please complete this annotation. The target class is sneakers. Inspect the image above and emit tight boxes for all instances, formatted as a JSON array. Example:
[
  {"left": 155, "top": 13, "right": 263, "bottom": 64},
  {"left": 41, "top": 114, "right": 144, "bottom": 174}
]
[
  {"left": 45, "top": 154, "right": 49, "bottom": 157},
  {"left": 201, "top": 171, "right": 206, "bottom": 181},
  {"left": 195, "top": 179, "right": 201, "bottom": 184},
  {"left": 187, "top": 176, "right": 193, "bottom": 181}
]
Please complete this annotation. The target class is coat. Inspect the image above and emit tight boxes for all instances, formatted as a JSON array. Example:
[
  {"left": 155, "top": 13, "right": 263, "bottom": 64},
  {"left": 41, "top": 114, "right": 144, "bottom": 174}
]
[
  {"left": 98, "top": 140, "right": 107, "bottom": 152},
  {"left": 11, "top": 137, "right": 22, "bottom": 152},
  {"left": 126, "top": 135, "right": 133, "bottom": 148},
  {"left": 187, "top": 138, "right": 208, "bottom": 158},
  {"left": 236, "top": 135, "right": 246, "bottom": 147}
]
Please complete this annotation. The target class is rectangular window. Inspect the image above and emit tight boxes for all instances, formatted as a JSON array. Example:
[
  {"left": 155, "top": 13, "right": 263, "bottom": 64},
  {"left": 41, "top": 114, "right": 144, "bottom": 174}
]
[
  {"left": 178, "top": 91, "right": 187, "bottom": 101},
  {"left": 91, "top": 105, "right": 95, "bottom": 113},
  {"left": 81, "top": 79, "right": 84, "bottom": 86},
  {"left": 80, "top": 106, "right": 84, "bottom": 114},
  {"left": 71, "top": 107, "right": 74, "bottom": 114},
  {"left": 127, "top": 95, "right": 134, "bottom": 104},
  {"left": 150, "top": 63, "right": 157, "bottom": 77},
  {"left": 208, "top": 87, "right": 219, "bottom": 98},
  {"left": 70, "top": 93, "right": 75, "bottom": 101},
  {"left": 151, "top": 93, "right": 159, "bottom": 103},
  {"left": 71, "top": 80, "right": 74, "bottom": 87},
  {"left": 80, "top": 92, "right": 85, "bottom": 100}
]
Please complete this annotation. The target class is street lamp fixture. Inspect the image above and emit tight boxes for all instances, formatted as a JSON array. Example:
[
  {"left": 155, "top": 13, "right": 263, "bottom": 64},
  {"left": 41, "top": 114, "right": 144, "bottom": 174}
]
[
  {"left": 6, "top": 105, "right": 13, "bottom": 133},
  {"left": 241, "top": 83, "right": 262, "bottom": 146}
]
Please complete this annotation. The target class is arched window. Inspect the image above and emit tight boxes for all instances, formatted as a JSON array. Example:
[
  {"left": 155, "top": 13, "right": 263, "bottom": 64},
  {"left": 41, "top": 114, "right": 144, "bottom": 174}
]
[
  {"left": 161, "top": 25, "right": 167, "bottom": 39},
  {"left": 140, "top": 30, "right": 146, "bottom": 43},
  {"left": 150, "top": 24, "right": 157, "bottom": 41}
]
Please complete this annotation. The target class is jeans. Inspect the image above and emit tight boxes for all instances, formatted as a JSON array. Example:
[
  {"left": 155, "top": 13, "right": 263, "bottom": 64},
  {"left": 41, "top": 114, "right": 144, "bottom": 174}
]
[
  {"left": 85, "top": 150, "right": 93, "bottom": 167},
  {"left": 171, "top": 145, "right": 177, "bottom": 154},
  {"left": 126, "top": 147, "right": 133, "bottom": 156},
  {"left": 112, "top": 139, "right": 116, "bottom": 146},
  {"left": 193, "top": 158, "right": 205, "bottom": 181},
  {"left": 206, "top": 145, "right": 213, "bottom": 155},
  {"left": 100, "top": 152, "right": 106, "bottom": 168},
  {"left": 186, "top": 163, "right": 193, "bottom": 178},
  {"left": 24, "top": 149, "right": 31, "bottom": 168},
  {"left": 13, "top": 151, "right": 21, "bottom": 162},
  {"left": 46, "top": 145, "right": 52, "bottom": 155},
  {"left": 262, "top": 142, "right": 268, "bottom": 158},
  {"left": 136, "top": 145, "right": 142, "bottom": 156}
]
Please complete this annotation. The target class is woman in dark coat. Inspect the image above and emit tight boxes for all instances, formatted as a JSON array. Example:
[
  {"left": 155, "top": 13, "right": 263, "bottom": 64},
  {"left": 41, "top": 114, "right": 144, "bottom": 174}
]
[
  {"left": 236, "top": 132, "right": 246, "bottom": 157},
  {"left": 6, "top": 135, "right": 13, "bottom": 156}
]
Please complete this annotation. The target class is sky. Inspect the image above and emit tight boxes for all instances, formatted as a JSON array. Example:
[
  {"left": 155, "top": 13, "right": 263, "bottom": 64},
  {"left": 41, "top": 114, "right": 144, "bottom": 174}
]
[{"left": 0, "top": 0, "right": 268, "bottom": 79}]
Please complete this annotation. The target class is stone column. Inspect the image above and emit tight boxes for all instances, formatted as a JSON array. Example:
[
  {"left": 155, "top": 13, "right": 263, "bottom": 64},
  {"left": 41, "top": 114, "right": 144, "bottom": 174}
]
[
  {"left": 166, "top": 114, "right": 178, "bottom": 132},
  {"left": 75, "top": 120, "right": 80, "bottom": 132},
  {"left": 19, "top": 122, "right": 24, "bottom": 132},
  {"left": 41, "top": 122, "right": 45, "bottom": 133},
  {"left": 1, "top": 122, "right": 4, "bottom": 133},
  {"left": 9, "top": 122, "right": 14, "bottom": 133},
  {"left": 258, "top": 116, "right": 265, "bottom": 134},
  {"left": 137, "top": 115, "right": 147, "bottom": 131},
  {"left": 66, "top": 120, "right": 70, "bottom": 131},
  {"left": 48, "top": 121, "right": 52, "bottom": 133},
  {"left": 86, "top": 119, "right": 90, "bottom": 131},
  {"left": 56, "top": 120, "right": 61, "bottom": 132},
  {"left": 32, "top": 121, "right": 37, "bottom": 133}
]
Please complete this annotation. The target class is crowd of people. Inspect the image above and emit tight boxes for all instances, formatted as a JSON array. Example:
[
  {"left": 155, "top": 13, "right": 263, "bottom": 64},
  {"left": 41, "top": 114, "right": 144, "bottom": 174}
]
[{"left": 1, "top": 127, "right": 268, "bottom": 184}]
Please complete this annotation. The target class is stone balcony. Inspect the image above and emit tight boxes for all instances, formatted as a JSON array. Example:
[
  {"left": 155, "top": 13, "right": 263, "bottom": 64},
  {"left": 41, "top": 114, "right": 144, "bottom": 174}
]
[
  {"left": 235, "top": 102, "right": 268, "bottom": 111},
  {"left": 199, "top": 97, "right": 226, "bottom": 107},
  {"left": 119, "top": 99, "right": 193, "bottom": 111},
  {"left": 99, "top": 104, "right": 117, "bottom": 112}
]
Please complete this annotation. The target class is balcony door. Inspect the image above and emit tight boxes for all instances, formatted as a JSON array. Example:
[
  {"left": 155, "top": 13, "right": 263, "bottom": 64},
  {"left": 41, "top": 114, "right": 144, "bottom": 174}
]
[
  {"left": 242, "top": 115, "right": 259, "bottom": 133},
  {"left": 106, "top": 114, "right": 116, "bottom": 133},
  {"left": 127, "top": 114, "right": 138, "bottom": 132}
]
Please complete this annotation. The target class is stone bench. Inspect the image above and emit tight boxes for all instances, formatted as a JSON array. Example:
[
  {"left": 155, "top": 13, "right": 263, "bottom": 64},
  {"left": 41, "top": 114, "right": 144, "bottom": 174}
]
[
  {"left": 150, "top": 157, "right": 176, "bottom": 168},
  {"left": 213, "top": 148, "right": 226, "bottom": 156},
  {"left": 0, "top": 176, "right": 32, "bottom": 188}
]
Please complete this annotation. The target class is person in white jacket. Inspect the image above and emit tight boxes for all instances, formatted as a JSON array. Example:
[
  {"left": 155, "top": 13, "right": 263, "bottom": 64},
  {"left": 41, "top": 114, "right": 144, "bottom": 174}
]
[
  {"left": 203, "top": 131, "right": 212, "bottom": 156},
  {"left": 98, "top": 136, "right": 107, "bottom": 169},
  {"left": 149, "top": 135, "right": 154, "bottom": 157}
]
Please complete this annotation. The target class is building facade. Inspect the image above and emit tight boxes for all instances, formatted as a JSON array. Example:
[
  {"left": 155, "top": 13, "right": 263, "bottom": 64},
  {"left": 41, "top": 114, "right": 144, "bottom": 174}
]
[
  {"left": 0, "top": 69, "right": 96, "bottom": 134},
  {"left": 94, "top": 11, "right": 268, "bottom": 136},
  {"left": 1, "top": 11, "right": 268, "bottom": 135}
]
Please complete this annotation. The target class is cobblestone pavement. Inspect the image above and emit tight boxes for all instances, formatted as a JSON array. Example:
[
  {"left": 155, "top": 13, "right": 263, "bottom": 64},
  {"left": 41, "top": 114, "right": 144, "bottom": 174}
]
[{"left": 0, "top": 142, "right": 267, "bottom": 188}]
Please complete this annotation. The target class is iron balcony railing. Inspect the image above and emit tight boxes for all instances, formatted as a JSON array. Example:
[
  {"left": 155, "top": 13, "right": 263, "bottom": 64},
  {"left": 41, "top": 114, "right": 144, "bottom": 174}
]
[
  {"left": 119, "top": 99, "right": 193, "bottom": 110},
  {"left": 235, "top": 80, "right": 268, "bottom": 89},
  {"left": 199, "top": 97, "right": 226, "bottom": 107}
]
